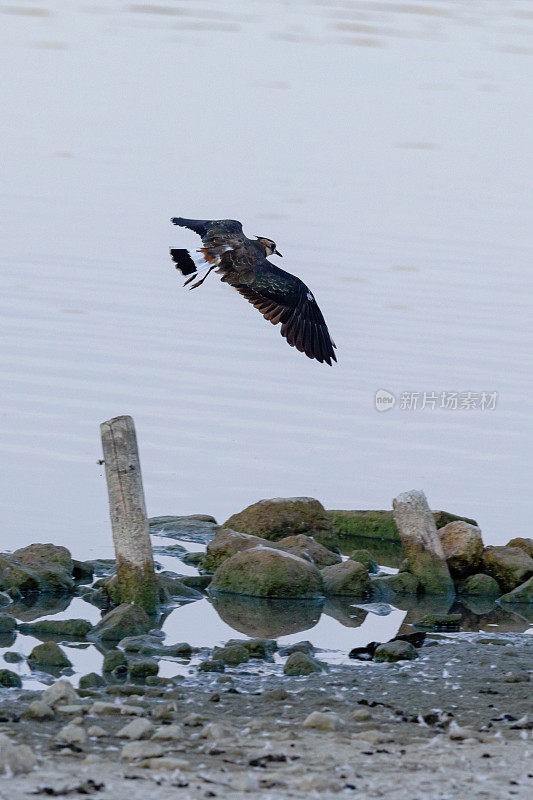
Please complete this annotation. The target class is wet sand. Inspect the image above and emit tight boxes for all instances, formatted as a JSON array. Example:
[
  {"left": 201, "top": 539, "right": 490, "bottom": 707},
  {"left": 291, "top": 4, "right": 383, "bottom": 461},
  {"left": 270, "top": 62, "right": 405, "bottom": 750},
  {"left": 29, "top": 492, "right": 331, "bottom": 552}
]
[{"left": 2, "top": 634, "right": 531, "bottom": 798}]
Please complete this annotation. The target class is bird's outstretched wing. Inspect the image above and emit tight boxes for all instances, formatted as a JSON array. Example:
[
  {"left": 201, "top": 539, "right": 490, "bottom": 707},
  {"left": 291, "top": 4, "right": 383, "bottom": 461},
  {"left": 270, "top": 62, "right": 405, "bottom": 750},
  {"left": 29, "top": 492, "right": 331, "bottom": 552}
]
[{"left": 231, "top": 261, "right": 337, "bottom": 365}]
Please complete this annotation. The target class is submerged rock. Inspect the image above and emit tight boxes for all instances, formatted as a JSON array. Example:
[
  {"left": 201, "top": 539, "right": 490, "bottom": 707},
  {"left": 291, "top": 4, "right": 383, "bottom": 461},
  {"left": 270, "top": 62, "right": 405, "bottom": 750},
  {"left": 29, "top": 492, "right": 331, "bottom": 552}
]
[
  {"left": 0, "top": 669, "right": 22, "bottom": 688},
  {"left": 416, "top": 612, "right": 462, "bottom": 630},
  {"left": 118, "top": 635, "right": 192, "bottom": 658},
  {"left": 284, "top": 651, "right": 324, "bottom": 676},
  {"left": 149, "top": 515, "right": 218, "bottom": 543},
  {"left": 210, "top": 547, "right": 323, "bottom": 598},
  {"left": 212, "top": 644, "right": 250, "bottom": 666},
  {"left": 373, "top": 640, "right": 418, "bottom": 662},
  {"left": 499, "top": 575, "right": 533, "bottom": 604},
  {"left": 0, "top": 614, "right": 16, "bottom": 633},
  {"left": 79, "top": 672, "right": 106, "bottom": 689},
  {"left": 438, "top": 521, "right": 484, "bottom": 578},
  {"left": 28, "top": 641, "right": 72, "bottom": 668},
  {"left": 458, "top": 573, "right": 501, "bottom": 596},
  {"left": 18, "top": 618, "right": 92, "bottom": 638},
  {"left": 90, "top": 604, "right": 152, "bottom": 642},
  {"left": 371, "top": 571, "right": 419, "bottom": 597},
  {"left": 223, "top": 497, "right": 337, "bottom": 549},
  {"left": 156, "top": 572, "right": 203, "bottom": 600},
  {"left": 482, "top": 546, "right": 533, "bottom": 593},
  {"left": 321, "top": 560, "right": 370, "bottom": 597}
]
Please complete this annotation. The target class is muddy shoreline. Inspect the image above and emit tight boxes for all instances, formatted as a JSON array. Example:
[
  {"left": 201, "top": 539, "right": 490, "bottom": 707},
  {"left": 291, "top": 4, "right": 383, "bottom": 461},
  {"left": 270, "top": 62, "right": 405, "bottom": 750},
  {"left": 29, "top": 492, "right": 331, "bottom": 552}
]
[{"left": 1, "top": 633, "right": 531, "bottom": 799}]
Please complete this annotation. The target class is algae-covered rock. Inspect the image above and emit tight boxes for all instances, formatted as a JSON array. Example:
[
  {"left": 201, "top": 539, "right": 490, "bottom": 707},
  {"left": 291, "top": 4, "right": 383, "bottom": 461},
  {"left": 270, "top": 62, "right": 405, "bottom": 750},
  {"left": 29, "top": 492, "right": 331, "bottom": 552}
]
[
  {"left": 224, "top": 497, "right": 337, "bottom": 549},
  {"left": 0, "top": 544, "right": 75, "bottom": 595},
  {"left": 202, "top": 528, "right": 276, "bottom": 572},
  {"left": 118, "top": 635, "right": 192, "bottom": 658},
  {"left": 283, "top": 651, "right": 324, "bottom": 676},
  {"left": 149, "top": 514, "right": 218, "bottom": 542},
  {"left": 348, "top": 549, "right": 378, "bottom": 572},
  {"left": 198, "top": 660, "right": 225, "bottom": 673},
  {"left": 156, "top": 572, "right": 203, "bottom": 599},
  {"left": 506, "top": 538, "right": 533, "bottom": 559},
  {"left": 438, "top": 521, "right": 484, "bottom": 578},
  {"left": 327, "top": 509, "right": 477, "bottom": 541},
  {"left": 499, "top": 575, "right": 533, "bottom": 604},
  {"left": 28, "top": 641, "right": 72, "bottom": 668},
  {"left": 212, "top": 644, "right": 250, "bottom": 666},
  {"left": 128, "top": 659, "right": 158, "bottom": 680},
  {"left": 0, "top": 614, "right": 16, "bottom": 633},
  {"left": 79, "top": 672, "right": 106, "bottom": 689},
  {"left": 276, "top": 535, "right": 341, "bottom": 567},
  {"left": 224, "top": 638, "right": 277, "bottom": 659},
  {"left": 320, "top": 561, "right": 370, "bottom": 597},
  {"left": 210, "top": 547, "right": 323, "bottom": 598},
  {"left": 90, "top": 604, "right": 152, "bottom": 642},
  {"left": 102, "top": 650, "right": 128, "bottom": 673},
  {"left": 373, "top": 640, "right": 418, "bottom": 662},
  {"left": 18, "top": 619, "right": 92, "bottom": 638},
  {"left": 416, "top": 613, "right": 462, "bottom": 630},
  {"left": 458, "top": 573, "right": 501, "bottom": 597},
  {"left": 482, "top": 546, "right": 533, "bottom": 593},
  {"left": 371, "top": 571, "right": 419, "bottom": 598},
  {"left": 0, "top": 669, "right": 22, "bottom": 688}
]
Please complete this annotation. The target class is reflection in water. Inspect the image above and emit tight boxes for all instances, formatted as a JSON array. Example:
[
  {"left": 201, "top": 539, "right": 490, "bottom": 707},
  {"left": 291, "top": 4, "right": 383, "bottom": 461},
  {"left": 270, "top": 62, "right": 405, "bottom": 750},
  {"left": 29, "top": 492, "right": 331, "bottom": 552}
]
[
  {"left": 339, "top": 535, "right": 405, "bottom": 567},
  {"left": 210, "top": 593, "right": 324, "bottom": 638},
  {"left": 322, "top": 596, "right": 367, "bottom": 628}
]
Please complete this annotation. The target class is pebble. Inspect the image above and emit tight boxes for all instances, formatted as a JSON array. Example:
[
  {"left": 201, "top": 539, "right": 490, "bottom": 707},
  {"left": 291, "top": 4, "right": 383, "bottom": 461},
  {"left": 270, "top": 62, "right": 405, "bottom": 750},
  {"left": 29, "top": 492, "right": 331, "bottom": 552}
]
[
  {"left": 42, "top": 679, "right": 78, "bottom": 708},
  {"left": 0, "top": 734, "right": 36, "bottom": 775},
  {"left": 503, "top": 671, "right": 530, "bottom": 683},
  {"left": 151, "top": 702, "right": 176, "bottom": 720},
  {"left": 24, "top": 700, "right": 55, "bottom": 720},
  {"left": 183, "top": 712, "right": 204, "bottom": 727},
  {"left": 57, "top": 723, "right": 87, "bottom": 746},
  {"left": 56, "top": 704, "right": 90, "bottom": 715},
  {"left": 151, "top": 724, "right": 183, "bottom": 740},
  {"left": 302, "top": 711, "right": 343, "bottom": 731},
  {"left": 200, "top": 722, "right": 228, "bottom": 739},
  {"left": 352, "top": 729, "right": 390, "bottom": 744},
  {"left": 117, "top": 718, "right": 154, "bottom": 740},
  {"left": 121, "top": 741, "right": 164, "bottom": 761},
  {"left": 448, "top": 721, "right": 479, "bottom": 741},
  {"left": 140, "top": 757, "right": 190, "bottom": 771},
  {"left": 87, "top": 725, "right": 108, "bottom": 738},
  {"left": 351, "top": 708, "right": 372, "bottom": 722},
  {"left": 228, "top": 772, "right": 259, "bottom": 791}
]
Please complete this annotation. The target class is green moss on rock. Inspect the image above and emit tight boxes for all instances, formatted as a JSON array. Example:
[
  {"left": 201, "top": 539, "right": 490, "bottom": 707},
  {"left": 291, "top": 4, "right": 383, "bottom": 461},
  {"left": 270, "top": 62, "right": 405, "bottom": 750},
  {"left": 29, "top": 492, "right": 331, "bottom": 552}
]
[
  {"left": 458, "top": 573, "right": 501, "bottom": 597},
  {"left": 348, "top": 549, "right": 378, "bottom": 572},
  {"left": 499, "top": 575, "right": 533, "bottom": 604},
  {"left": 321, "top": 561, "right": 370, "bottom": 597},
  {"left": 18, "top": 619, "right": 92, "bottom": 638},
  {"left": 328, "top": 510, "right": 478, "bottom": 542},
  {"left": 90, "top": 604, "right": 152, "bottom": 643},
  {"left": 283, "top": 651, "right": 324, "bottom": 676},
  {"left": 28, "top": 641, "right": 72, "bottom": 668},
  {"left": 0, "top": 668, "right": 22, "bottom": 687},
  {"left": 482, "top": 546, "right": 533, "bottom": 593}
]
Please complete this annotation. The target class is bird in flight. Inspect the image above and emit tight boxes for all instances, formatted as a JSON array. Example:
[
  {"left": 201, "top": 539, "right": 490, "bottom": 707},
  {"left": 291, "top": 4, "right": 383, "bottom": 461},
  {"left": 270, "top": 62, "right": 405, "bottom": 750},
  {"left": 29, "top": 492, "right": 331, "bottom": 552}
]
[{"left": 170, "top": 217, "right": 337, "bottom": 365}]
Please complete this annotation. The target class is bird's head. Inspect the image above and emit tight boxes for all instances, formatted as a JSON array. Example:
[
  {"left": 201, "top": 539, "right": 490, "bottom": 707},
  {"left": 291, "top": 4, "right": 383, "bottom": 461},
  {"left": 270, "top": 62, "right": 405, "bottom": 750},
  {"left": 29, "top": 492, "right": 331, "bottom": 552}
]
[{"left": 256, "top": 236, "right": 282, "bottom": 257}]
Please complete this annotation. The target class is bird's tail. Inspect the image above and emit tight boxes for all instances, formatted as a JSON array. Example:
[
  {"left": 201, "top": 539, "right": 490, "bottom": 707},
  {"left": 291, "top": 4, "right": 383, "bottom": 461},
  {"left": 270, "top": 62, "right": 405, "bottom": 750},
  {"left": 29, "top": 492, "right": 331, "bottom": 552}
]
[
  {"left": 171, "top": 217, "right": 211, "bottom": 237},
  {"left": 170, "top": 248, "right": 198, "bottom": 277}
]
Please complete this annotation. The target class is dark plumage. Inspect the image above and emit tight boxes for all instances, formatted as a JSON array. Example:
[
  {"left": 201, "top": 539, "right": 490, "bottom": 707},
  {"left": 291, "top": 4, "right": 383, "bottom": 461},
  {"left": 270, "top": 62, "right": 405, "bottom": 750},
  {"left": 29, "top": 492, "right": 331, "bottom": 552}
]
[{"left": 170, "top": 217, "right": 337, "bottom": 365}]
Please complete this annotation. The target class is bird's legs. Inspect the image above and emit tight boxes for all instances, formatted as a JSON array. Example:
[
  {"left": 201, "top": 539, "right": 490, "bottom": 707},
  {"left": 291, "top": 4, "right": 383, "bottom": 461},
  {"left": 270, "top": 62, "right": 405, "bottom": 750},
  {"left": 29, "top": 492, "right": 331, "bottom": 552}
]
[{"left": 185, "top": 265, "right": 216, "bottom": 290}]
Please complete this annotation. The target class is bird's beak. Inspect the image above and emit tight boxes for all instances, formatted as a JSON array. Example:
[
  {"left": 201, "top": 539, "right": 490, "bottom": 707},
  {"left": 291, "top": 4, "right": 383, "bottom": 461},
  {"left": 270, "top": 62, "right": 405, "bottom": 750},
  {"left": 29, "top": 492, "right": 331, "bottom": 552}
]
[{"left": 274, "top": 249, "right": 283, "bottom": 257}]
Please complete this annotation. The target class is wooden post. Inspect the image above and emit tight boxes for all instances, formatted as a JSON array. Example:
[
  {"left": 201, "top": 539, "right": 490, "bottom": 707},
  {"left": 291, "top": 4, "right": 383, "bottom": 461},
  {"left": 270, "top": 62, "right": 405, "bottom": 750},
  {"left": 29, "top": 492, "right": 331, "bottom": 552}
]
[
  {"left": 392, "top": 489, "right": 454, "bottom": 595},
  {"left": 100, "top": 415, "right": 158, "bottom": 612}
]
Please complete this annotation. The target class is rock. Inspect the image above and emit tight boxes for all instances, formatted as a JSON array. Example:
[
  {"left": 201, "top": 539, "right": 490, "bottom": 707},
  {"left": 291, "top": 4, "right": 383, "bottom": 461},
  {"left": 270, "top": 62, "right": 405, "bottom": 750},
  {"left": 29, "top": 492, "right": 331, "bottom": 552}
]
[
  {"left": 102, "top": 649, "right": 128, "bottom": 673},
  {"left": 183, "top": 713, "right": 204, "bottom": 727},
  {"left": 499, "top": 575, "right": 533, "bottom": 604},
  {"left": 392, "top": 490, "right": 454, "bottom": 595},
  {"left": 156, "top": 572, "right": 203, "bottom": 599},
  {"left": 302, "top": 711, "right": 343, "bottom": 730},
  {"left": 371, "top": 571, "right": 419, "bottom": 597},
  {"left": 276, "top": 535, "right": 341, "bottom": 567},
  {"left": 88, "top": 725, "right": 107, "bottom": 737},
  {"left": 198, "top": 660, "right": 225, "bottom": 673},
  {"left": 224, "top": 497, "right": 337, "bottom": 549},
  {"left": 506, "top": 537, "right": 533, "bottom": 559},
  {"left": 3, "top": 651, "right": 23, "bottom": 663},
  {"left": 117, "top": 718, "right": 154, "bottom": 739},
  {"left": 212, "top": 644, "right": 250, "bottom": 665},
  {"left": 90, "top": 604, "right": 152, "bottom": 642},
  {"left": 279, "top": 640, "right": 315, "bottom": 656},
  {"left": 0, "top": 613, "right": 16, "bottom": 633},
  {"left": 351, "top": 708, "right": 372, "bottom": 722},
  {"left": 149, "top": 514, "right": 218, "bottom": 542},
  {"left": 348, "top": 549, "right": 378, "bottom": 572},
  {"left": 327, "top": 509, "right": 478, "bottom": 541},
  {"left": 321, "top": 561, "right": 370, "bottom": 596},
  {"left": 0, "top": 734, "right": 36, "bottom": 775},
  {"left": 79, "top": 672, "right": 106, "bottom": 689},
  {"left": 118, "top": 635, "right": 192, "bottom": 658},
  {"left": 284, "top": 651, "right": 323, "bottom": 676},
  {"left": 72, "top": 559, "right": 95, "bottom": 583},
  {"left": 448, "top": 721, "right": 479, "bottom": 741},
  {"left": 203, "top": 528, "right": 278, "bottom": 572},
  {"left": 57, "top": 723, "right": 87, "bottom": 745},
  {"left": 42, "top": 679, "right": 78, "bottom": 707},
  {"left": 482, "top": 546, "right": 533, "bottom": 592},
  {"left": 201, "top": 722, "right": 228, "bottom": 740},
  {"left": 128, "top": 660, "right": 159, "bottom": 680},
  {"left": 373, "top": 641, "right": 418, "bottom": 662},
  {"left": 0, "top": 591, "right": 12, "bottom": 606},
  {"left": 0, "top": 669, "right": 22, "bottom": 687},
  {"left": 18, "top": 619, "right": 92, "bottom": 638},
  {"left": 152, "top": 724, "right": 183, "bottom": 740},
  {"left": 121, "top": 740, "right": 164, "bottom": 760},
  {"left": 0, "top": 543, "right": 74, "bottom": 595},
  {"left": 210, "top": 546, "right": 323, "bottom": 598},
  {"left": 458, "top": 573, "right": 501, "bottom": 596},
  {"left": 151, "top": 702, "right": 177, "bottom": 720},
  {"left": 85, "top": 559, "right": 116, "bottom": 577},
  {"left": 416, "top": 613, "right": 462, "bottom": 630},
  {"left": 352, "top": 729, "right": 390, "bottom": 744},
  {"left": 224, "top": 638, "right": 277, "bottom": 659},
  {"left": 503, "top": 671, "right": 530, "bottom": 683},
  {"left": 180, "top": 575, "right": 211, "bottom": 591},
  {"left": 438, "top": 521, "right": 484, "bottom": 578},
  {"left": 28, "top": 641, "right": 72, "bottom": 668},
  {"left": 24, "top": 700, "right": 55, "bottom": 719}
]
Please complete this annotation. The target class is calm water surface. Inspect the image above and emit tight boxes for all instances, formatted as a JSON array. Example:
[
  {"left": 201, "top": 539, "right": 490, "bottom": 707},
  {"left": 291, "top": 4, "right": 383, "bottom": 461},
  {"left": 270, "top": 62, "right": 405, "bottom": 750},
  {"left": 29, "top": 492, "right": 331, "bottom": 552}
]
[{"left": 1, "top": 0, "right": 533, "bottom": 562}]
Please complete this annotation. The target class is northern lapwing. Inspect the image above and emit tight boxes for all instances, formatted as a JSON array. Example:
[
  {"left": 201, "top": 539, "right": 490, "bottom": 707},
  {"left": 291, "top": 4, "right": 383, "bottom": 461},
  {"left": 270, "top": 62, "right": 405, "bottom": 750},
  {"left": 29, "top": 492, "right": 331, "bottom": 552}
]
[{"left": 170, "top": 217, "right": 337, "bottom": 365}]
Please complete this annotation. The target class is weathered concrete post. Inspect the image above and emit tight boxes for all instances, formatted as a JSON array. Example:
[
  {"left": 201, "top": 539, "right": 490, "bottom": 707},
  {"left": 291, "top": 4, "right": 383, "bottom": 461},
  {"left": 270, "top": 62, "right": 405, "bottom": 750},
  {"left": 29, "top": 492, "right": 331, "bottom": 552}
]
[
  {"left": 100, "top": 415, "right": 158, "bottom": 612},
  {"left": 392, "top": 489, "right": 454, "bottom": 595}
]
